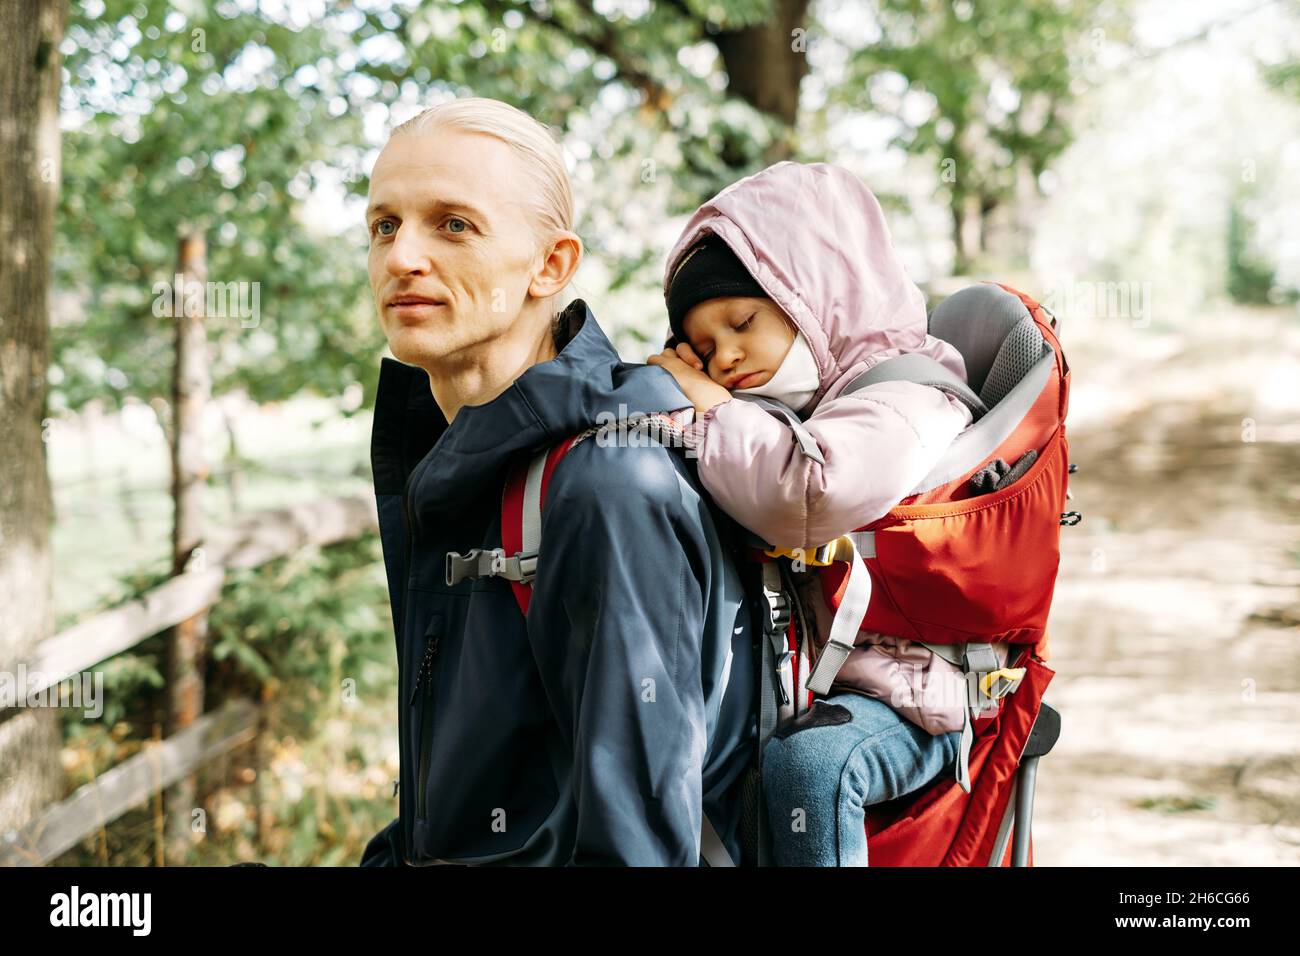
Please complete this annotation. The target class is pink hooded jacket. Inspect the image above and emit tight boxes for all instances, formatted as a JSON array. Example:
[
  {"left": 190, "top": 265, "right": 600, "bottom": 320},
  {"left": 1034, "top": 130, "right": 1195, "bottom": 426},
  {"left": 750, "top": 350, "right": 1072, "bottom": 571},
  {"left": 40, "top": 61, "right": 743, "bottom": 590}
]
[{"left": 659, "top": 161, "right": 987, "bottom": 734}]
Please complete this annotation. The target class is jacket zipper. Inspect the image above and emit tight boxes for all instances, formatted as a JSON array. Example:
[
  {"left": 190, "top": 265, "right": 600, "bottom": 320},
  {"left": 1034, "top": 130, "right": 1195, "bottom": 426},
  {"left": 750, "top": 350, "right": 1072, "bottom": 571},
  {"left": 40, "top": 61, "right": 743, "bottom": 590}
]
[{"left": 411, "top": 629, "right": 441, "bottom": 821}]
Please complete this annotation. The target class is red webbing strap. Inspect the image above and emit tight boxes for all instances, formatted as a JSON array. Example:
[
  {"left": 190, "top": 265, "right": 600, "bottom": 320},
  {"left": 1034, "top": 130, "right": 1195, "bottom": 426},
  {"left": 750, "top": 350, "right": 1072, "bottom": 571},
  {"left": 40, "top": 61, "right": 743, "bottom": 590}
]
[{"left": 500, "top": 433, "right": 583, "bottom": 618}]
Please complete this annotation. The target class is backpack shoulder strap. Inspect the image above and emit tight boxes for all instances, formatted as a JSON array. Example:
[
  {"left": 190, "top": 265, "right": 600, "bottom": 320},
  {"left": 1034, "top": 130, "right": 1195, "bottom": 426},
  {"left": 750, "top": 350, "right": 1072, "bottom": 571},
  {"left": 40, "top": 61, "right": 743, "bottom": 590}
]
[
  {"left": 441, "top": 433, "right": 584, "bottom": 610},
  {"left": 499, "top": 433, "right": 584, "bottom": 617},
  {"left": 840, "top": 352, "right": 989, "bottom": 421},
  {"left": 447, "top": 413, "right": 693, "bottom": 607},
  {"left": 499, "top": 411, "right": 695, "bottom": 614}
]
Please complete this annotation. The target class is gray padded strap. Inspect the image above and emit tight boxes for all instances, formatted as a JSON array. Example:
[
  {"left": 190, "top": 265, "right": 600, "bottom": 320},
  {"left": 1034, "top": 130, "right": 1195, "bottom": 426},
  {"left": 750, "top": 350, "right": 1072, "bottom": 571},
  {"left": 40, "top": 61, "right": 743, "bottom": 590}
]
[
  {"left": 918, "top": 641, "right": 965, "bottom": 669},
  {"left": 840, "top": 353, "right": 989, "bottom": 421},
  {"left": 806, "top": 536, "right": 872, "bottom": 695},
  {"left": 732, "top": 394, "right": 826, "bottom": 465},
  {"left": 758, "top": 611, "right": 781, "bottom": 750},
  {"left": 835, "top": 343, "right": 1058, "bottom": 496},
  {"left": 965, "top": 642, "right": 999, "bottom": 673},
  {"left": 967, "top": 642, "right": 1005, "bottom": 718},
  {"left": 907, "top": 345, "right": 1055, "bottom": 494}
]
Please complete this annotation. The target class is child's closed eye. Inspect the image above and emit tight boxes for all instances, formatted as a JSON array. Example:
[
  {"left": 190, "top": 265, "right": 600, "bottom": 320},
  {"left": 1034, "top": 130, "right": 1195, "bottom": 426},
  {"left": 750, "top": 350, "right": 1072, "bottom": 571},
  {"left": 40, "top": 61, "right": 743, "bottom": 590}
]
[{"left": 700, "top": 316, "right": 751, "bottom": 371}]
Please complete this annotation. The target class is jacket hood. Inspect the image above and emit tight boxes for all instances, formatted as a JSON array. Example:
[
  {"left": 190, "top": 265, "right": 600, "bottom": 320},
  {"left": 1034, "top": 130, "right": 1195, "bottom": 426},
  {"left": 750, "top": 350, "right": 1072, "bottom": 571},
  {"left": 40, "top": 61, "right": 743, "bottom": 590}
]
[
  {"left": 662, "top": 161, "right": 968, "bottom": 411},
  {"left": 404, "top": 298, "right": 689, "bottom": 528}
]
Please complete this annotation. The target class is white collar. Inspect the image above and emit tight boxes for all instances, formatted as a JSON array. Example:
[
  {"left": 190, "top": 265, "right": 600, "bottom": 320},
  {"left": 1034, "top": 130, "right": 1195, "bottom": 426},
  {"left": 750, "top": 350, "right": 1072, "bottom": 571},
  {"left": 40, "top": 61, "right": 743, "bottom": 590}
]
[{"left": 733, "top": 329, "right": 820, "bottom": 414}]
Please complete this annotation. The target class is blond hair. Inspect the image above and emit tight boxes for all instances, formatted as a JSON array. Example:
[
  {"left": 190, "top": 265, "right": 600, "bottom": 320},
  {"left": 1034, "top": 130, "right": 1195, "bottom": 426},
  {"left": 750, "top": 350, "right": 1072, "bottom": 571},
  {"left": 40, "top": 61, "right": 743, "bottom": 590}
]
[{"left": 391, "top": 97, "right": 575, "bottom": 243}]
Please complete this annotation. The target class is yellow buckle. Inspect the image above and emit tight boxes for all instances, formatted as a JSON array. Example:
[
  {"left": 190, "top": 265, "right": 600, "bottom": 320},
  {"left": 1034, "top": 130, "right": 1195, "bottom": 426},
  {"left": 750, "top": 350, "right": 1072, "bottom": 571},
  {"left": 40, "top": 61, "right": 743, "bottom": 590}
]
[
  {"left": 764, "top": 535, "right": 848, "bottom": 567},
  {"left": 980, "top": 667, "right": 1027, "bottom": 698}
]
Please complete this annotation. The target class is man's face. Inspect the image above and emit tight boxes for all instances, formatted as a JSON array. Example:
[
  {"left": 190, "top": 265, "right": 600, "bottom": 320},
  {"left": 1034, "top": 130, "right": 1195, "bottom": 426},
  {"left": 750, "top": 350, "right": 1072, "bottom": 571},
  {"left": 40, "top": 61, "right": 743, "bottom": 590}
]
[{"left": 366, "top": 125, "right": 545, "bottom": 368}]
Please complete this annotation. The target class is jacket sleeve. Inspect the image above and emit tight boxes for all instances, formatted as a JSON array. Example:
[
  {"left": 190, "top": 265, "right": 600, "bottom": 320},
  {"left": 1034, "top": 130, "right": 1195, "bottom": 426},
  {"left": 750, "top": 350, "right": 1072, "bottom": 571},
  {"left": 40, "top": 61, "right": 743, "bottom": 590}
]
[
  {"left": 527, "top": 441, "right": 709, "bottom": 866},
  {"left": 680, "top": 381, "right": 973, "bottom": 549}
]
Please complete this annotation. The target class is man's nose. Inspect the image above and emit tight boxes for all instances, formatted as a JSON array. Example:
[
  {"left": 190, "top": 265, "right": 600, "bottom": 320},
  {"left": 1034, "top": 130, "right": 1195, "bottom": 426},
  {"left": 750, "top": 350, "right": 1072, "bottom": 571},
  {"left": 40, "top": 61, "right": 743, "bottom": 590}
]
[{"left": 384, "top": 224, "right": 432, "bottom": 277}]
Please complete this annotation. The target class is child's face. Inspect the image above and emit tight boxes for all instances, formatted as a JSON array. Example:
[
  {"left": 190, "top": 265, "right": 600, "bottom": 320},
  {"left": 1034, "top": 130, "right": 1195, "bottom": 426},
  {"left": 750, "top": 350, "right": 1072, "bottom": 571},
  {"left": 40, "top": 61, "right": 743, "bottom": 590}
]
[{"left": 682, "top": 296, "right": 798, "bottom": 391}]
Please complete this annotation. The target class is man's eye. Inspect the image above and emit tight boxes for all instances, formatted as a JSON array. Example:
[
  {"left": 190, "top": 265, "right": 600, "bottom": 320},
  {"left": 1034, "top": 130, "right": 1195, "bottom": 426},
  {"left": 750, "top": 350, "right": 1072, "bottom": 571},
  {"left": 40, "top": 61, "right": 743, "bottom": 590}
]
[
  {"left": 445, "top": 218, "right": 469, "bottom": 233},
  {"left": 371, "top": 219, "right": 396, "bottom": 238}
]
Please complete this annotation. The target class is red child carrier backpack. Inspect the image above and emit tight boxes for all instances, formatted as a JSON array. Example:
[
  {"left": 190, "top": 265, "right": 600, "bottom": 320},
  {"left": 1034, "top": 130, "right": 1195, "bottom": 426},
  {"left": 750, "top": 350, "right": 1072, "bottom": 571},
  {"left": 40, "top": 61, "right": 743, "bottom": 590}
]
[{"left": 446, "top": 281, "right": 1073, "bottom": 867}]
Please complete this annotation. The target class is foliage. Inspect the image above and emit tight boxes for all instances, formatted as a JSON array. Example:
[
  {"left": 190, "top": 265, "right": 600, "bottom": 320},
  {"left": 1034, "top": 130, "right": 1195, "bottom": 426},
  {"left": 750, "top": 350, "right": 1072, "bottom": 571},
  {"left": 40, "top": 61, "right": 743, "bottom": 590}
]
[
  {"left": 51, "top": 0, "right": 797, "bottom": 417},
  {"left": 833, "top": 0, "right": 1131, "bottom": 265},
  {"left": 205, "top": 532, "right": 393, "bottom": 737},
  {"left": 55, "top": 531, "right": 397, "bottom": 865},
  {"left": 55, "top": 0, "right": 386, "bottom": 414},
  {"left": 1226, "top": 189, "right": 1278, "bottom": 306}
]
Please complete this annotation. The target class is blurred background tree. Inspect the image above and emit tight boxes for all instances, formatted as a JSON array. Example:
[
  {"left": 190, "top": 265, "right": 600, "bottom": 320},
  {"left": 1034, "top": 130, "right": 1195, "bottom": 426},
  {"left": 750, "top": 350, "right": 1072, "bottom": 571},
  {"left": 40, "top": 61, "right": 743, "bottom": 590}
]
[
  {"left": 836, "top": 0, "right": 1129, "bottom": 272},
  {"left": 52, "top": 0, "right": 1135, "bottom": 422}
]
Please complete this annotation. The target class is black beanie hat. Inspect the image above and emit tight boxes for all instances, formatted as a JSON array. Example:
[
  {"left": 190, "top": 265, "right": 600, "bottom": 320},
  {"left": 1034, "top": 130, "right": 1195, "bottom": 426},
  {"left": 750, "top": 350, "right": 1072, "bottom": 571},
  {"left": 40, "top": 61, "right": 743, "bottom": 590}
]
[{"left": 665, "top": 236, "right": 767, "bottom": 348}]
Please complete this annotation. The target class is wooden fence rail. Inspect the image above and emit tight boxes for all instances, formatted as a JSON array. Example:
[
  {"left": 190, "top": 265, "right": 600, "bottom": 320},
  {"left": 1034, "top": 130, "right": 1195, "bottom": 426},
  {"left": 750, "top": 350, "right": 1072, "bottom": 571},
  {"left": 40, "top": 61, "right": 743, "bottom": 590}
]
[
  {"left": 0, "top": 700, "right": 259, "bottom": 866},
  {"left": 7, "top": 493, "right": 378, "bottom": 702},
  {"left": 0, "top": 492, "right": 378, "bottom": 865}
]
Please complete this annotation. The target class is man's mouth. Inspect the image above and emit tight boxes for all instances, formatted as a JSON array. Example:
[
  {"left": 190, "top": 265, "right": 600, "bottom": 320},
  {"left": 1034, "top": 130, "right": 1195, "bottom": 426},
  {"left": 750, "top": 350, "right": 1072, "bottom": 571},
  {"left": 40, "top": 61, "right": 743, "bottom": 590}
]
[{"left": 386, "top": 295, "right": 445, "bottom": 318}]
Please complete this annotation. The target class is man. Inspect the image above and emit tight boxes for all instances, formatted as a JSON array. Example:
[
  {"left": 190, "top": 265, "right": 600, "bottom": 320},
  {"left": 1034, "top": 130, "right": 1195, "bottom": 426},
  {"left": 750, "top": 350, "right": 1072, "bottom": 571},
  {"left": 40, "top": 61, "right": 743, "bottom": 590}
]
[{"left": 358, "top": 97, "right": 756, "bottom": 866}]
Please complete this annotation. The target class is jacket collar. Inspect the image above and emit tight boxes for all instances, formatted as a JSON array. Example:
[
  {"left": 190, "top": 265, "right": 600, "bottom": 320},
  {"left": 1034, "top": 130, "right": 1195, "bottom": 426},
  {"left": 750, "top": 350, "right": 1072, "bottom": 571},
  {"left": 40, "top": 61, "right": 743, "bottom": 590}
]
[{"left": 370, "top": 298, "right": 689, "bottom": 527}]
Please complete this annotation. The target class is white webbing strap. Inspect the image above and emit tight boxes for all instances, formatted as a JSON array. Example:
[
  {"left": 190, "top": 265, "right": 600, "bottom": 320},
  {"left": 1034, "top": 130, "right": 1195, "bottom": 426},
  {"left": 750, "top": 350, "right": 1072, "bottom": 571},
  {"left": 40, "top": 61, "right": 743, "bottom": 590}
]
[
  {"left": 805, "top": 535, "right": 872, "bottom": 695},
  {"left": 520, "top": 446, "right": 548, "bottom": 563},
  {"left": 847, "top": 530, "right": 876, "bottom": 558},
  {"left": 956, "top": 701, "right": 974, "bottom": 794},
  {"left": 700, "top": 812, "right": 735, "bottom": 867},
  {"left": 948, "top": 642, "right": 1022, "bottom": 794}
]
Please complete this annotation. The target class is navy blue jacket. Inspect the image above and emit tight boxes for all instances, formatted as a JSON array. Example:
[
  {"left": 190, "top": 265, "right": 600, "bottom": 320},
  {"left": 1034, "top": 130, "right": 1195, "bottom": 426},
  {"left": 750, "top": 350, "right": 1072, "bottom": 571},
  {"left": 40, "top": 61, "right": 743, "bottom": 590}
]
[{"left": 360, "top": 299, "right": 757, "bottom": 866}]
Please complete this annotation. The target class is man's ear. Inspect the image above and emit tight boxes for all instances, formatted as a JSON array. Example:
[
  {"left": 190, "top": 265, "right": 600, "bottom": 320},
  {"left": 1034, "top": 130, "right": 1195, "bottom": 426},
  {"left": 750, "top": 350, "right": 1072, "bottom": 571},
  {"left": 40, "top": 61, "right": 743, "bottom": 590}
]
[{"left": 528, "top": 231, "right": 583, "bottom": 300}]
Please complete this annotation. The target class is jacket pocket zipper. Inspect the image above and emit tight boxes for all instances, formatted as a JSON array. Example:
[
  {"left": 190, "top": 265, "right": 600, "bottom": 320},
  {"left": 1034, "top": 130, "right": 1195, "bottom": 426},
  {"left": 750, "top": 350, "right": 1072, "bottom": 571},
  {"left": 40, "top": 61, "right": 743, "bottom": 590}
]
[{"left": 410, "top": 630, "right": 441, "bottom": 822}]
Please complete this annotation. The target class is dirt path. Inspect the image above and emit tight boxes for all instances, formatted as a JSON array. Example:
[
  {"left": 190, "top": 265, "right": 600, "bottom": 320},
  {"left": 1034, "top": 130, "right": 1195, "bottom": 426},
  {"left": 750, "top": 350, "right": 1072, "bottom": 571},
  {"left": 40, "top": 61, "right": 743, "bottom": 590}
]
[{"left": 1034, "top": 304, "right": 1300, "bottom": 865}]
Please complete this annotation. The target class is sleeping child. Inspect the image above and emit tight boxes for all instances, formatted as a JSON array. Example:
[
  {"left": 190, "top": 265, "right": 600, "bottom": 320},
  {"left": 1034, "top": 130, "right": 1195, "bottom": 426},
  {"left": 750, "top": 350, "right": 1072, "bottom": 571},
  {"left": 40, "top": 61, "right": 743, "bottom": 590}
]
[{"left": 646, "top": 161, "right": 981, "bottom": 866}]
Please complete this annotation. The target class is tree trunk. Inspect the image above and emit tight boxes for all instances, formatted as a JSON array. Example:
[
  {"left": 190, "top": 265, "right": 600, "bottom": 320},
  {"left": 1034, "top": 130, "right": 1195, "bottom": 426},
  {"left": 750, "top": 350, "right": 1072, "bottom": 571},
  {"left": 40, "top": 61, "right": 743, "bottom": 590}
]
[
  {"left": 951, "top": 192, "right": 984, "bottom": 275},
  {"left": 713, "top": 0, "right": 812, "bottom": 162},
  {"left": 164, "top": 230, "right": 211, "bottom": 862},
  {"left": 0, "top": 0, "right": 66, "bottom": 837}
]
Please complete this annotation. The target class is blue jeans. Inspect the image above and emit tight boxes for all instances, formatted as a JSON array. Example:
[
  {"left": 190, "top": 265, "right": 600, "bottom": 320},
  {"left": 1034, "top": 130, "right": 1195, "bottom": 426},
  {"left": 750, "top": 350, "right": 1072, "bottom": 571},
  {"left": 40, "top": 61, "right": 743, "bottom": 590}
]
[{"left": 761, "top": 693, "right": 961, "bottom": 866}]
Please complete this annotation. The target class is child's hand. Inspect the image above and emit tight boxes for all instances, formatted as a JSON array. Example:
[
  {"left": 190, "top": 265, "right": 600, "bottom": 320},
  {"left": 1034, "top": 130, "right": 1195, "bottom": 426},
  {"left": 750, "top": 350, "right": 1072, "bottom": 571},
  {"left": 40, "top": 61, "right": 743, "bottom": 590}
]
[{"left": 647, "top": 344, "right": 732, "bottom": 415}]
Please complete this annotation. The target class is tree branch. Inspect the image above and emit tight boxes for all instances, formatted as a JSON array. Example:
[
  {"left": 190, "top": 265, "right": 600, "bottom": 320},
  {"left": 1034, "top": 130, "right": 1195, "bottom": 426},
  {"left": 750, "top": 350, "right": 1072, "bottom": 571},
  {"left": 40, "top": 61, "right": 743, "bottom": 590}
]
[{"left": 481, "top": 0, "right": 675, "bottom": 110}]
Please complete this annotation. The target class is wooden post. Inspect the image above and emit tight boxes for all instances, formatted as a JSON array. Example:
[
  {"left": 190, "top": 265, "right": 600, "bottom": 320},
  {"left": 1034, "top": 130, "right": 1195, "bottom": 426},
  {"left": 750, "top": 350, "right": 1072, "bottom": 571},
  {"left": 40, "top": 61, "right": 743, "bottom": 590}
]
[{"left": 164, "top": 228, "right": 210, "bottom": 862}]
